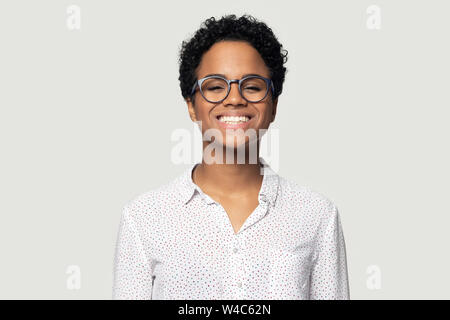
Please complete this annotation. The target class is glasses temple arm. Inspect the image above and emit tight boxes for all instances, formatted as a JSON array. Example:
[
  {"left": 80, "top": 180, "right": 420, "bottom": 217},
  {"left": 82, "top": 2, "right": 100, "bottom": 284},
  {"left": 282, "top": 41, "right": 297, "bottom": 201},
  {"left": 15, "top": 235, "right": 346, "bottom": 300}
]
[{"left": 190, "top": 81, "right": 198, "bottom": 96}]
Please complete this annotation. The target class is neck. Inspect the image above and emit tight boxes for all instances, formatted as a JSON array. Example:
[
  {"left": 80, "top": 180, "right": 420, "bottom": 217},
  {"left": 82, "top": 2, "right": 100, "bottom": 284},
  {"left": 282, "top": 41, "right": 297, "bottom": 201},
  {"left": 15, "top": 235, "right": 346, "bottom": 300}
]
[{"left": 193, "top": 143, "right": 264, "bottom": 197}]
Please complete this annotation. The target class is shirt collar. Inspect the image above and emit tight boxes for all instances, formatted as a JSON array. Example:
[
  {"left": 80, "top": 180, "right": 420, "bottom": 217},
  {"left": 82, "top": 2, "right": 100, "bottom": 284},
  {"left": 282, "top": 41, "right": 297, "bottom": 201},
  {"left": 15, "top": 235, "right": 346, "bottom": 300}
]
[{"left": 177, "top": 157, "right": 280, "bottom": 207}]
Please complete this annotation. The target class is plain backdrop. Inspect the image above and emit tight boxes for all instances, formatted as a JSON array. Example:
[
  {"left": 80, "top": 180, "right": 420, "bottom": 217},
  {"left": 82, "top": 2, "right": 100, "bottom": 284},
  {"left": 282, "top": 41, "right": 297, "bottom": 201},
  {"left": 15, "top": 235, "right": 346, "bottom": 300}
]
[{"left": 0, "top": 0, "right": 449, "bottom": 299}]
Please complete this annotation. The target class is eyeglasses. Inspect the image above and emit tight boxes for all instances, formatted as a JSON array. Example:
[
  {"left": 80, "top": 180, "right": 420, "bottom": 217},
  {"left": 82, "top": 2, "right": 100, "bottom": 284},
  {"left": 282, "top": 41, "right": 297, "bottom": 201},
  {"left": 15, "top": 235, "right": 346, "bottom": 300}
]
[{"left": 190, "top": 75, "right": 275, "bottom": 103}]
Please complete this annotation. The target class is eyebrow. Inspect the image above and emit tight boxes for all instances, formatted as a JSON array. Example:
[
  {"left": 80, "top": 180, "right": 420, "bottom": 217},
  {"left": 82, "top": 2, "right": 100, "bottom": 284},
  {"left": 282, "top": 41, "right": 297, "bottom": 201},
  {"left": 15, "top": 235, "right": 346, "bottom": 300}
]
[{"left": 202, "top": 73, "right": 266, "bottom": 79}]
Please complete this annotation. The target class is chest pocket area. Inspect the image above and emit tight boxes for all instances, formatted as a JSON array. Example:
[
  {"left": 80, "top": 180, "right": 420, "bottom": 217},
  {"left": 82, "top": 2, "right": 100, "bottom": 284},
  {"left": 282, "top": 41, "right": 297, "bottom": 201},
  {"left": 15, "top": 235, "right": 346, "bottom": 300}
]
[{"left": 265, "top": 246, "right": 312, "bottom": 299}]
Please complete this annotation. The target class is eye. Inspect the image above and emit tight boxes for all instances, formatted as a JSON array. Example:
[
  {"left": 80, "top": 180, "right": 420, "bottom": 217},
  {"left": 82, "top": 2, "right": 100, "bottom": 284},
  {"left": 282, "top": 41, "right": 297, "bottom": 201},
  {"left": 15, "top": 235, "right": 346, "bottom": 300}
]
[
  {"left": 243, "top": 86, "right": 262, "bottom": 91},
  {"left": 206, "top": 86, "right": 225, "bottom": 91}
]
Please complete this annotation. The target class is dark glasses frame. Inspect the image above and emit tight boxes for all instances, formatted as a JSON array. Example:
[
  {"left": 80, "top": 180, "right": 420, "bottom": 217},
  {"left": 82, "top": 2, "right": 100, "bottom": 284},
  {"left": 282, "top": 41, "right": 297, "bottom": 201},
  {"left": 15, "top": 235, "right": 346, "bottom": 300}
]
[{"left": 190, "top": 75, "right": 275, "bottom": 103}]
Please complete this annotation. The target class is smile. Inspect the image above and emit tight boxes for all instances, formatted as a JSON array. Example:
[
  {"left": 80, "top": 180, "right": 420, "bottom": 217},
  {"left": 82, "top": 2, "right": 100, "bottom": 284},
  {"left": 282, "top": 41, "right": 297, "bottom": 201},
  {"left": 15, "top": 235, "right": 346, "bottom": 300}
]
[
  {"left": 214, "top": 114, "right": 255, "bottom": 129},
  {"left": 217, "top": 115, "right": 250, "bottom": 124}
]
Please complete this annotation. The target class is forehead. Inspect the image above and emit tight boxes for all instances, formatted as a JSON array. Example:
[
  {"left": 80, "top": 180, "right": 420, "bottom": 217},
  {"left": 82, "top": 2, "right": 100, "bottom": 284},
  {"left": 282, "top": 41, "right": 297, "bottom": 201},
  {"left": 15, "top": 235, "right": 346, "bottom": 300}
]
[{"left": 196, "top": 40, "right": 270, "bottom": 79}]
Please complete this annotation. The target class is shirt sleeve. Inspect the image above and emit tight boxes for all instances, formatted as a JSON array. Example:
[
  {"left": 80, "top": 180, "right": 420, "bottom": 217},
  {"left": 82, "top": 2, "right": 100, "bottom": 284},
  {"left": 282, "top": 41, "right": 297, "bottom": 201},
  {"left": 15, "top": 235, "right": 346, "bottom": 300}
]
[
  {"left": 112, "top": 205, "right": 154, "bottom": 299},
  {"left": 309, "top": 202, "right": 350, "bottom": 300}
]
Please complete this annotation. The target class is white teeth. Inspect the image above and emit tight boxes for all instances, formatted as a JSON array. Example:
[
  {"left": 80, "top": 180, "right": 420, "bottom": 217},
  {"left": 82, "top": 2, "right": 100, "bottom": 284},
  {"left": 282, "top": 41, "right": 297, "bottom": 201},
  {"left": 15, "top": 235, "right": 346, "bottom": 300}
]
[{"left": 218, "top": 115, "right": 250, "bottom": 123}]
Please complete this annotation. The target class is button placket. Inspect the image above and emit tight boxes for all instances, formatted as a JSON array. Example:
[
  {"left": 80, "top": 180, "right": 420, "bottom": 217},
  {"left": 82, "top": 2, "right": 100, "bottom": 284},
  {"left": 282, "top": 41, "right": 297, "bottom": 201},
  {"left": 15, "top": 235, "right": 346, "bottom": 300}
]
[{"left": 231, "top": 233, "right": 246, "bottom": 299}]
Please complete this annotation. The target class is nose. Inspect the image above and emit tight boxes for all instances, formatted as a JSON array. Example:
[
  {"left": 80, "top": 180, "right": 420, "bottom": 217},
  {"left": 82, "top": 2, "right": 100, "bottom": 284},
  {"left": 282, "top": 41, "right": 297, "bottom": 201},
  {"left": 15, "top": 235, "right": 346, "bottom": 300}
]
[{"left": 222, "top": 81, "right": 246, "bottom": 105}]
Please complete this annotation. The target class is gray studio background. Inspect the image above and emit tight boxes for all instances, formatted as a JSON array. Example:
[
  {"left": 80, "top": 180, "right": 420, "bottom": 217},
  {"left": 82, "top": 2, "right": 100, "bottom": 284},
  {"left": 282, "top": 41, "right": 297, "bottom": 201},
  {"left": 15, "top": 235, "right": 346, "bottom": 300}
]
[{"left": 0, "top": 0, "right": 449, "bottom": 299}]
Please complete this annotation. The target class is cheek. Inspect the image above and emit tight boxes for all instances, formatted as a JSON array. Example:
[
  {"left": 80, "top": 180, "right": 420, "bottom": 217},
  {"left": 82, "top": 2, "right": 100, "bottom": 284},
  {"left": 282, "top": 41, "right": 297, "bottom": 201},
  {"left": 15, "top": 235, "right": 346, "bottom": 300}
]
[
  {"left": 256, "top": 106, "right": 274, "bottom": 128},
  {"left": 195, "top": 104, "right": 214, "bottom": 124}
]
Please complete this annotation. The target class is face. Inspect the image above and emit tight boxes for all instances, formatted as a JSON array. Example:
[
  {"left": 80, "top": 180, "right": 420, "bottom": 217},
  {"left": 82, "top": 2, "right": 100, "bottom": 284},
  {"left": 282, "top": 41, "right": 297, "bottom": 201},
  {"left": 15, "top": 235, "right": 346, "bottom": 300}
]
[{"left": 186, "top": 40, "right": 278, "bottom": 155}]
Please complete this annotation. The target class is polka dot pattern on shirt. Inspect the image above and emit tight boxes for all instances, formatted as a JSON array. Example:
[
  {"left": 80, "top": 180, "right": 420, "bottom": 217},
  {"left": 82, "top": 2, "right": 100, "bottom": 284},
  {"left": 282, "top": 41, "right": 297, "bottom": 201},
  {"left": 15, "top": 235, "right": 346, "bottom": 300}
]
[{"left": 113, "top": 157, "right": 350, "bottom": 300}]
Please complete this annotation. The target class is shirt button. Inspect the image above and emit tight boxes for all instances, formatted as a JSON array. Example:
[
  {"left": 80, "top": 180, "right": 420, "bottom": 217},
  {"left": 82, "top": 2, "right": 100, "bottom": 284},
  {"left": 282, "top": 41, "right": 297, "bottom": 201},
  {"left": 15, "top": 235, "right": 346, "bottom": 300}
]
[
  {"left": 237, "top": 281, "right": 242, "bottom": 288},
  {"left": 233, "top": 247, "right": 238, "bottom": 253}
]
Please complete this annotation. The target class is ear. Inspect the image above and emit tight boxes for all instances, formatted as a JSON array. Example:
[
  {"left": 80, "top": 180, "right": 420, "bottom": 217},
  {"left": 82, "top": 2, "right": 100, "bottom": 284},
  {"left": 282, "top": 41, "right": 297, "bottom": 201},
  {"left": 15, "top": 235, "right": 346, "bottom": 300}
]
[
  {"left": 186, "top": 97, "right": 197, "bottom": 122},
  {"left": 271, "top": 98, "right": 278, "bottom": 122}
]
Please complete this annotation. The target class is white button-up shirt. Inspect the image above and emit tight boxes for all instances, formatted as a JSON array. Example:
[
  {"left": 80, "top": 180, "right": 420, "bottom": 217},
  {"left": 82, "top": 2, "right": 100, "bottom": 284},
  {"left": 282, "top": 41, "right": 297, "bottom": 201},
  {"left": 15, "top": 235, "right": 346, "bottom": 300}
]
[{"left": 113, "top": 159, "right": 350, "bottom": 300}]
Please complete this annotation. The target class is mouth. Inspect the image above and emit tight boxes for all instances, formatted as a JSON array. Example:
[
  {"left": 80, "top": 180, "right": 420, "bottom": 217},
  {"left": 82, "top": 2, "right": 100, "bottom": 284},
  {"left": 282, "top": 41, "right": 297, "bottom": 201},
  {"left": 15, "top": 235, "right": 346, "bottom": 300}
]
[
  {"left": 216, "top": 114, "right": 252, "bottom": 124},
  {"left": 214, "top": 113, "right": 255, "bottom": 129}
]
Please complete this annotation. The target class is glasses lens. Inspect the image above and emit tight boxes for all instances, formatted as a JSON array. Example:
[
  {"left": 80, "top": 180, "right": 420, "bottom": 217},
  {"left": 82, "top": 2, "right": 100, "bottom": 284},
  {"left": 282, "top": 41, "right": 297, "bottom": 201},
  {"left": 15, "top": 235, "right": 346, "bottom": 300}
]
[
  {"left": 200, "top": 76, "right": 269, "bottom": 103},
  {"left": 201, "top": 77, "right": 228, "bottom": 102},
  {"left": 241, "top": 77, "right": 268, "bottom": 102}
]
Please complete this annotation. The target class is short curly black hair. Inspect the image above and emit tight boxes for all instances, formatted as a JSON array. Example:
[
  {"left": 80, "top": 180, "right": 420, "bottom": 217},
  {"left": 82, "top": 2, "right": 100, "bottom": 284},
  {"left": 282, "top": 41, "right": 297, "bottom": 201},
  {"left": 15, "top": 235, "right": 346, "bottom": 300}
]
[{"left": 178, "top": 14, "right": 288, "bottom": 104}]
